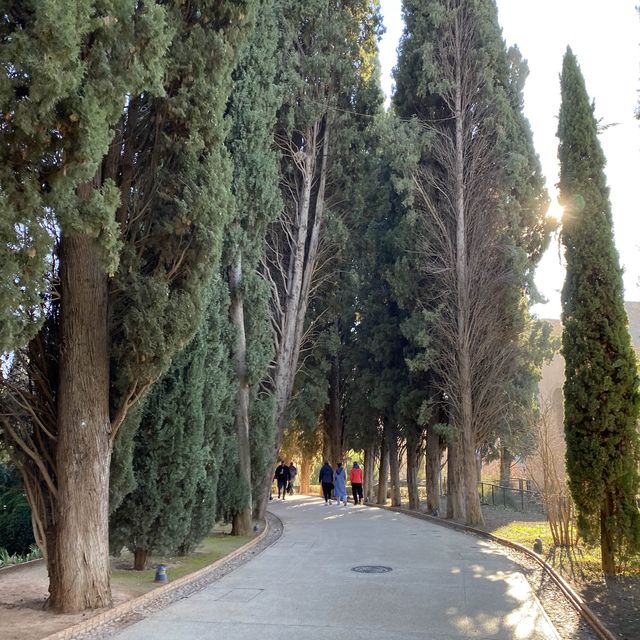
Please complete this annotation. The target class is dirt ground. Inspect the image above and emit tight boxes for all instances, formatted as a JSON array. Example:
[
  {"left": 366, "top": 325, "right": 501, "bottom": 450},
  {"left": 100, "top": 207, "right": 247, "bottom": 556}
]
[{"left": 0, "top": 561, "right": 140, "bottom": 640}]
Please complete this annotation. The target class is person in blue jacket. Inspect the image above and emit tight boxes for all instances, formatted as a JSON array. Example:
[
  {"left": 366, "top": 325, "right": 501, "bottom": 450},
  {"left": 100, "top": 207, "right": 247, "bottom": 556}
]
[
  {"left": 318, "top": 461, "right": 334, "bottom": 505},
  {"left": 333, "top": 462, "right": 348, "bottom": 506}
]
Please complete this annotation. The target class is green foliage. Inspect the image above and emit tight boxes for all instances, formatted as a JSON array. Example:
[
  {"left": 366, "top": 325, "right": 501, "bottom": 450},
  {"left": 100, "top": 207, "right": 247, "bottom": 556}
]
[
  {"left": 558, "top": 48, "right": 640, "bottom": 559},
  {"left": 0, "top": 463, "right": 35, "bottom": 555},
  {"left": 110, "top": 276, "right": 236, "bottom": 555}
]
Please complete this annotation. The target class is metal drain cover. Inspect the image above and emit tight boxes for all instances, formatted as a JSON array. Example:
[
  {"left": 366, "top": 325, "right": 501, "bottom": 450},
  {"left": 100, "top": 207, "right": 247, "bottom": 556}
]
[{"left": 351, "top": 565, "right": 392, "bottom": 573}]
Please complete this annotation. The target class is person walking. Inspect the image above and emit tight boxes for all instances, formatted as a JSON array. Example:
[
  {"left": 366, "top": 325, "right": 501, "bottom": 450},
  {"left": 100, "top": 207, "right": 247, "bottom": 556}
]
[
  {"left": 318, "top": 461, "right": 334, "bottom": 505},
  {"left": 274, "top": 460, "right": 290, "bottom": 500},
  {"left": 287, "top": 461, "right": 298, "bottom": 495},
  {"left": 333, "top": 462, "right": 348, "bottom": 506},
  {"left": 350, "top": 461, "right": 363, "bottom": 505}
]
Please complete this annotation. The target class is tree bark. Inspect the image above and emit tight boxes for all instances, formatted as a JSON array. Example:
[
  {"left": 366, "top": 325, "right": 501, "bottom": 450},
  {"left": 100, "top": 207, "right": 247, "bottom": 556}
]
[
  {"left": 256, "top": 118, "right": 331, "bottom": 522},
  {"left": 601, "top": 491, "right": 616, "bottom": 575},
  {"left": 323, "top": 346, "right": 343, "bottom": 466},
  {"left": 300, "top": 458, "right": 311, "bottom": 494},
  {"left": 406, "top": 432, "right": 421, "bottom": 510},
  {"left": 426, "top": 426, "right": 442, "bottom": 515},
  {"left": 447, "top": 438, "right": 465, "bottom": 521},
  {"left": 388, "top": 430, "right": 401, "bottom": 507},
  {"left": 48, "top": 235, "right": 112, "bottom": 612},
  {"left": 376, "top": 430, "right": 389, "bottom": 505},
  {"left": 133, "top": 548, "right": 148, "bottom": 571},
  {"left": 229, "top": 254, "right": 253, "bottom": 536},
  {"left": 499, "top": 446, "right": 512, "bottom": 487},
  {"left": 364, "top": 445, "right": 375, "bottom": 503}
]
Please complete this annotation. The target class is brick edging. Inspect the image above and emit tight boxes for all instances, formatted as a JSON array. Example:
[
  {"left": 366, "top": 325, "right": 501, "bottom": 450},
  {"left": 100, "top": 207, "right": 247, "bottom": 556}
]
[
  {"left": 367, "top": 503, "right": 616, "bottom": 640},
  {"left": 40, "top": 520, "right": 273, "bottom": 640}
]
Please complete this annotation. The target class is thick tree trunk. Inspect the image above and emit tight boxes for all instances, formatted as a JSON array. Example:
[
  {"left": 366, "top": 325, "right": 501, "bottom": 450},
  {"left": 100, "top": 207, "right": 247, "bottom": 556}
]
[
  {"left": 406, "top": 435, "right": 421, "bottom": 511},
  {"left": 426, "top": 426, "right": 442, "bottom": 515},
  {"left": 601, "top": 492, "right": 616, "bottom": 575},
  {"left": 133, "top": 548, "right": 148, "bottom": 571},
  {"left": 376, "top": 430, "right": 389, "bottom": 505},
  {"left": 48, "top": 235, "right": 112, "bottom": 613},
  {"left": 229, "top": 254, "right": 253, "bottom": 536},
  {"left": 300, "top": 458, "right": 311, "bottom": 494},
  {"left": 364, "top": 445, "right": 375, "bottom": 503},
  {"left": 388, "top": 431, "right": 401, "bottom": 507},
  {"left": 499, "top": 446, "right": 512, "bottom": 487}
]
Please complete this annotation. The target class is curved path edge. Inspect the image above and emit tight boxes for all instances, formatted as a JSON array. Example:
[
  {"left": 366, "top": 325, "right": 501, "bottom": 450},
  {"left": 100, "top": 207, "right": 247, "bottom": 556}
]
[
  {"left": 369, "top": 503, "right": 615, "bottom": 640},
  {"left": 40, "top": 513, "right": 284, "bottom": 640}
]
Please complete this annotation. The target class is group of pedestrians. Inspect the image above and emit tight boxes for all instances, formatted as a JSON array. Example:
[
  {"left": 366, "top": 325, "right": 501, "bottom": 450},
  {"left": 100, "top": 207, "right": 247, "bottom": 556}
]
[
  {"left": 319, "top": 460, "right": 364, "bottom": 506},
  {"left": 273, "top": 461, "right": 297, "bottom": 500}
]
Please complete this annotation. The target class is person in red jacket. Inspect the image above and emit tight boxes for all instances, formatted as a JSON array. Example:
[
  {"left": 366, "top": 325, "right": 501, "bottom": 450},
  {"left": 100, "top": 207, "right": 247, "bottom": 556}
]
[{"left": 350, "top": 461, "right": 363, "bottom": 505}]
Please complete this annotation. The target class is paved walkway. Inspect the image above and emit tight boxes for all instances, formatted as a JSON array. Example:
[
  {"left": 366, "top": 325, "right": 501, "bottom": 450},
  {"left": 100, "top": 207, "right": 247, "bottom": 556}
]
[{"left": 111, "top": 495, "right": 560, "bottom": 639}]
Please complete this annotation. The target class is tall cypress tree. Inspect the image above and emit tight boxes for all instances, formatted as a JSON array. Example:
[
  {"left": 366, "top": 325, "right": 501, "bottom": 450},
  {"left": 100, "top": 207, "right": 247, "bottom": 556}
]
[
  {"left": 1, "top": 1, "right": 251, "bottom": 611},
  {"left": 224, "top": 0, "right": 283, "bottom": 534},
  {"left": 392, "top": 0, "right": 550, "bottom": 525},
  {"left": 558, "top": 48, "right": 640, "bottom": 575}
]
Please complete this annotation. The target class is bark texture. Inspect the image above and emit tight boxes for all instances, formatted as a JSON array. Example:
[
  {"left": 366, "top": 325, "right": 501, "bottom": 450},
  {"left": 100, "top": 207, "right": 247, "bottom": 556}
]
[{"left": 48, "top": 235, "right": 112, "bottom": 612}]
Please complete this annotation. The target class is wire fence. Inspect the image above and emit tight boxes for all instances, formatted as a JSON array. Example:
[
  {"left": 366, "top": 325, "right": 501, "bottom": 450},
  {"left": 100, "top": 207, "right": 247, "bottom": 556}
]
[{"left": 477, "top": 481, "right": 545, "bottom": 513}]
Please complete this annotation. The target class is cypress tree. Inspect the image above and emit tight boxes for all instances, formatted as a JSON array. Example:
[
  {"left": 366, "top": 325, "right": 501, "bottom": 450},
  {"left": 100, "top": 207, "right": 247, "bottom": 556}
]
[
  {"left": 1, "top": 1, "right": 251, "bottom": 611},
  {"left": 253, "top": 0, "right": 384, "bottom": 519},
  {"left": 392, "top": 0, "right": 550, "bottom": 524},
  {"left": 558, "top": 48, "right": 640, "bottom": 574},
  {"left": 224, "top": 0, "right": 282, "bottom": 534},
  {"left": 110, "top": 278, "right": 235, "bottom": 566}
]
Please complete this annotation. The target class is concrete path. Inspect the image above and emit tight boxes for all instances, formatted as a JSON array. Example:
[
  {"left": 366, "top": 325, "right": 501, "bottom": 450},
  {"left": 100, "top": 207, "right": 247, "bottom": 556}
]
[{"left": 111, "top": 495, "right": 560, "bottom": 639}]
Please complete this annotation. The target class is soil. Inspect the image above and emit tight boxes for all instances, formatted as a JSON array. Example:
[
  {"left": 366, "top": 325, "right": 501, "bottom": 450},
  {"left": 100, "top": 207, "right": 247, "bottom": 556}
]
[{"left": 0, "top": 561, "right": 139, "bottom": 640}]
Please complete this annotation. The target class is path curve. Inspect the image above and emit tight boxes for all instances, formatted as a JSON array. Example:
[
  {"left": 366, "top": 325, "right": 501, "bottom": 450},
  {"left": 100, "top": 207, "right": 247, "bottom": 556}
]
[{"left": 110, "top": 495, "right": 561, "bottom": 640}]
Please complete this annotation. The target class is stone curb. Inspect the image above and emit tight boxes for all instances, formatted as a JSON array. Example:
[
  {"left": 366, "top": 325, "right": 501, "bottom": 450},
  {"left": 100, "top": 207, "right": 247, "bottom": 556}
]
[
  {"left": 367, "top": 503, "right": 616, "bottom": 640},
  {"left": 39, "top": 521, "right": 272, "bottom": 640}
]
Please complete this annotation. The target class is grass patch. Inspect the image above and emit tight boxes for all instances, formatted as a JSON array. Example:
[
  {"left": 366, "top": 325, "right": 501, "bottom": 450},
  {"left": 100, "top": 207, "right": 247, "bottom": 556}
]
[
  {"left": 111, "top": 533, "right": 252, "bottom": 596},
  {"left": 487, "top": 519, "right": 640, "bottom": 579}
]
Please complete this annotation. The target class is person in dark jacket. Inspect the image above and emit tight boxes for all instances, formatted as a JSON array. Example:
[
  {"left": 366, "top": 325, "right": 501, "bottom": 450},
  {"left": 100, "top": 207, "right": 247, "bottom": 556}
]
[
  {"left": 287, "top": 462, "right": 298, "bottom": 495},
  {"left": 274, "top": 461, "right": 290, "bottom": 500},
  {"left": 318, "top": 461, "right": 334, "bottom": 505}
]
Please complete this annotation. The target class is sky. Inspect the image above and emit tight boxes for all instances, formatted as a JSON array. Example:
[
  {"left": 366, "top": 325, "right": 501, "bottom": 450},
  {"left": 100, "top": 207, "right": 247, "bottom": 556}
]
[{"left": 378, "top": 0, "right": 640, "bottom": 319}]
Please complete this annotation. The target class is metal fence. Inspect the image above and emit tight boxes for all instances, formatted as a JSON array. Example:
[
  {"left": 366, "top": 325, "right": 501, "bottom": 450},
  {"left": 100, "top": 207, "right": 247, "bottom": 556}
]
[{"left": 477, "top": 481, "right": 544, "bottom": 513}]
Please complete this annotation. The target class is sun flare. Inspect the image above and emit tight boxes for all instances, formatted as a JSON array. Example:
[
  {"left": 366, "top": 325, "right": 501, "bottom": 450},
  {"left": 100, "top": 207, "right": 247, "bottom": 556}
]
[{"left": 545, "top": 200, "right": 564, "bottom": 222}]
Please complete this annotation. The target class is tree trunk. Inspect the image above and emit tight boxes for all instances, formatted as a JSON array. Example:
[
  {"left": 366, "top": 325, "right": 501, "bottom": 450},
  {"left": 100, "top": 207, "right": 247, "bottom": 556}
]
[
  {"left": 499, "top": 446, "right": 512, "bottom": 487},
  {"left": 133, "top": 548, "right": 148, "bottom": 571},
  {"left": 300, "top": 458, "right": 311, "bottom": 494},
  {"left": 364, "top": 445, "right": 375, "bottom": 503},
  {"left": 463, "top": 428, "right": 483, "bottom": 526},
  {"left": 447, "top": 437, "right": 465, "bottom": 521},
  {"left": 426, "top": 426, "right": 442, "bottom": 515},
  {"left": 229, "top": 254, "right": 253, "bottom": 536},
  {"left": 406, "top": 433, "right": 421, "bottom": 510},
  {"left": 323, "top": 346, "right": 343, "bottom": 466},
  {"left": 388, "top": 430, "right": 401, "bottom": 507},
  {"left": 376, "top": 430, "right": 389, "bottom": 505},
  {"left": 48, "top": 235, "right": 112, "bottom": 612},
  {"left": 601, "top": 491, "right": 616, "bottom": 575},
  {"left": 256, "top": 118, "right": 331, "bottom": 521}
]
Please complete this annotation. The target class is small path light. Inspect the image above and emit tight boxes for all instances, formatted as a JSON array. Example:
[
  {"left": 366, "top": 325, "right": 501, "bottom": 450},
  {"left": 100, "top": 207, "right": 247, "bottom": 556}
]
[{"left": 154, "top": 564, "right": 168, "bottom": 583}]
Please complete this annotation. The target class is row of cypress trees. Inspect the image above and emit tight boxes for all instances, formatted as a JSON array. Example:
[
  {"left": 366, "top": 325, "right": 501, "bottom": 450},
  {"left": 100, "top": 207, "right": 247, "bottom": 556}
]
[{"left": 1, "top": 1, "right": 638, "bottom": 613}]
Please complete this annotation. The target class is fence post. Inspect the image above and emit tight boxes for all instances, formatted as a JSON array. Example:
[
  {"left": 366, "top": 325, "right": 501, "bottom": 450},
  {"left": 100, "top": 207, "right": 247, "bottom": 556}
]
[{"left": 491, "top": 484, "right": 494, "bottom": 506}]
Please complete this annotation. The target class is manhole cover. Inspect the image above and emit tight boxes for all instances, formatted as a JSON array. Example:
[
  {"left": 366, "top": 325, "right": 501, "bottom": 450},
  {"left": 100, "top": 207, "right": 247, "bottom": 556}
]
[{"left": 351, "top": 565, "right": 392, "bottom": 574}]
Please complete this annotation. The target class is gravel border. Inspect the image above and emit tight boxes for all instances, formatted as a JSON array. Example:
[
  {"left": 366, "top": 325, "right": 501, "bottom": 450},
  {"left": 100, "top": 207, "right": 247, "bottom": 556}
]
[{"left": 41, "top": 512, "right": 284, "bottom": 640}]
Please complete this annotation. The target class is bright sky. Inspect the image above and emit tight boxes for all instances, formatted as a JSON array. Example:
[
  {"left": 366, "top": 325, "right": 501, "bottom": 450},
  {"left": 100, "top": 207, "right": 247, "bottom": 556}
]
[{"left": 378, "top": 0, "right": 640, "bottom": 319}]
